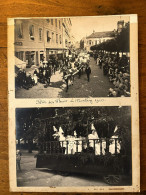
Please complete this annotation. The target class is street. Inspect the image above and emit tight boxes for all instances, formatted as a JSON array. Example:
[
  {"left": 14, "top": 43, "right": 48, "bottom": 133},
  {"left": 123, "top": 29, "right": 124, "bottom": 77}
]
[
  {"left": 15, "top": 57, "right": 114, "bottom": 98},
  {"left": 17, "top": 150, "right": 108, "bottom": 187}
]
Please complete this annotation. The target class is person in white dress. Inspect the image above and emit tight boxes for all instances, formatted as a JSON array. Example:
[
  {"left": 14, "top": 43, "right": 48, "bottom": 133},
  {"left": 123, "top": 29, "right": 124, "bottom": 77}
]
[
  {"left": 109, "top": 126, "right": 121, "bottom": 154},
  {"left": 87, "top": 123, "right": 107, "bottom": 155}
]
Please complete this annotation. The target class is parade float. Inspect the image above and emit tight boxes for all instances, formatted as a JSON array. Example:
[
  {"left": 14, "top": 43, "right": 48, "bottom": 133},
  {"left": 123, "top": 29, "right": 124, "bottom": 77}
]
[{"left": 34, "top": 107, "right": 131, "bottom": 185}]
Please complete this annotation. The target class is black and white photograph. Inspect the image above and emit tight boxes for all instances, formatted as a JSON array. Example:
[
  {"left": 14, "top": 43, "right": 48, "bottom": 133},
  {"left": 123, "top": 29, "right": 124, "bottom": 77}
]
[
  {"left": 15, "top": 106, "right": 132, "bottom": 187},
  {"left": 14, "top": 16, "right": 130, "bottom": 98}
]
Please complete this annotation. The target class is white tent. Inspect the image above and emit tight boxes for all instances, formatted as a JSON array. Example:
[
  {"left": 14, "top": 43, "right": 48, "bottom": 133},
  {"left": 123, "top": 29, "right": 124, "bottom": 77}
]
[{"left": 15, "top": 57, "right": 26, "bottom": 69}]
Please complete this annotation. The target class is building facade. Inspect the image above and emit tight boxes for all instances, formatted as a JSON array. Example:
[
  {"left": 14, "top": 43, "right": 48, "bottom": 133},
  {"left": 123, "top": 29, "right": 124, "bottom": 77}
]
[
  {"left": 85, "top": 31, "right": 115, "bottom": 52},
  {"left": 82, "top": 20, "right": 125, "bottom": 52},
  {"left": 14, "top": 18, "right": 72, "bottom": 67}
]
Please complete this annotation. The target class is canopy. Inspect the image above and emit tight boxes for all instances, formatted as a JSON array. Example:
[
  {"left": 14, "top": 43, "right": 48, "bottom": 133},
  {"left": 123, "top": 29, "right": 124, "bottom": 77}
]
[{"left": 15, "top": 57, "right": 26, "bottom": 69}]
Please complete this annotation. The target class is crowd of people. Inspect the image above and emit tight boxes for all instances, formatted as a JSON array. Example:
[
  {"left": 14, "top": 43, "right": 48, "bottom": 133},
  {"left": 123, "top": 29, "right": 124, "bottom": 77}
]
[
  {"left": 15, "top": 58, "right": 61, "bottom": 90},
  {"left": 94, "top": 52, "right": 130, "bottom": 97},
  {"left": 15, "top": 53, "right": 91, "bottom": 92},
  {"left": 62, "top": 54, "right": 91, "bottom": 92},
  {"left": 15, "top": 51, "right": 130, "bottom": 97}
]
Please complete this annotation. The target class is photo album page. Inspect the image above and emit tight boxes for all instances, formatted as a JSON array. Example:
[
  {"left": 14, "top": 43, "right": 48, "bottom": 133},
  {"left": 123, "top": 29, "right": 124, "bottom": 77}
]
[{"left": 8, "top": 14, "right": 139, "bottom": 192}]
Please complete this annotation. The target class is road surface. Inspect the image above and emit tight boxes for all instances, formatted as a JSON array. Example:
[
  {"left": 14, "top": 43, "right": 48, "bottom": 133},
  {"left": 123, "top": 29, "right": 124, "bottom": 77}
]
[
  {"left": 17, "top": 150, "right": 108, "bottom": 187},
  {"left": 15, "top": 57, "right": 114, "bottom": 98}
]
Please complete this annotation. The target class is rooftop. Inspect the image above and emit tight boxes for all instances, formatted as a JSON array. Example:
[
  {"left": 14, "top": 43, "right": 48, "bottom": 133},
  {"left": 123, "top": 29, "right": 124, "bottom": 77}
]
[{"left": 86, "top": 31, "right": 115, "bottom": 39}]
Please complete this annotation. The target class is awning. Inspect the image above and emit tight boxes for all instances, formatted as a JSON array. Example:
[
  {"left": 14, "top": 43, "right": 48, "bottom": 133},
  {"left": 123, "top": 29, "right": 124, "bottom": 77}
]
[{"left": 15, "top": 57, "right": 27, "bottom": 70}]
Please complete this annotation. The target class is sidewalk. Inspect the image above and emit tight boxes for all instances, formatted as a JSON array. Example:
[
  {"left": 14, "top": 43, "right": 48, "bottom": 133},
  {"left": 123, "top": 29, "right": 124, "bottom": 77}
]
[{"left": 15, "top": 70, "right": 66, "bottom": 98}]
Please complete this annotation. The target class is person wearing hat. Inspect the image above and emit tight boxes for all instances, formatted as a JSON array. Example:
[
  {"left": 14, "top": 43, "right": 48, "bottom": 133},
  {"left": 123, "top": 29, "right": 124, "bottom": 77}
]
[
  {"left": 99, "top": 57, "right": 102, "bottom": 69},
  {"left": 85, "top": 64, "right": 91, "bottom": 82},
  {"left": 24, "top": 72, "right": 34, "bottom": 89},
  {"left": 44, "top": 65, "right": 52, "bottom": 88},
  {"left": 108, "top": 88, "right": 114, "bottom": 97},
  {"left": 21, "top": 69, "right": 27, "bottom": 88},
  {"left": 38, "top": 64, "right": 44, "bottom": 83},
  {"left": 29, "top": 72, "right": 35, "bottom": 87},
  {"left": 77, "top": 63, "right": 82, "bottom": 79},
  {"left": 33, "top": 68, "right": 38, "bottom": 85},
  {"left": 17, "top": 69, "right": 24, "bottom": 88},
  {"left": 63, "top": 69, "right": 69, "bottom": 92}
]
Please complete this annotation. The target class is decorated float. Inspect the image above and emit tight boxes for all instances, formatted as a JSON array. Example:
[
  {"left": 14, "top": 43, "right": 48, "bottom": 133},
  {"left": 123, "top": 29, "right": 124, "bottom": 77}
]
[{"left": 34, "top": 107, "right": 131, "bottom": 185}]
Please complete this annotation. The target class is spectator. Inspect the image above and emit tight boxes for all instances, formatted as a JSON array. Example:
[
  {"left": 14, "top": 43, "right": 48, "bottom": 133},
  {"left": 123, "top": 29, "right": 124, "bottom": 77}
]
[
  {"left": 16, "top": 150, "right": 21, "bottom": 171},
  {"left": 85, "top": 64, "right": 91, "bottom": 82}
]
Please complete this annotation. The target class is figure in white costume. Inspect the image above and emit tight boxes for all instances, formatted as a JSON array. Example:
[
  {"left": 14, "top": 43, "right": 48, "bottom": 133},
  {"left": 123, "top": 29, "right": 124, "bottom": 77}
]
[
  {"left": 88, "top": 123, "right": 101, "bottom": 155},
  {"left": 87, "top": 123, "right": 108, "bottom": 155},
  {"left": 109, "top": 126, "right": 121, "bottom": 154},
  {"left": 66, "top": 135, "right": 76, "bottom": 154},
  {"left": 96, "top": 57, "right": 100, "bottom": 66}
]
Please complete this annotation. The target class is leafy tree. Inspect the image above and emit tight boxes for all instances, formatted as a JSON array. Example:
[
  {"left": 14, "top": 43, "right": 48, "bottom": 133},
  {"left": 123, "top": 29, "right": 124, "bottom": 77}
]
[
  {"left": 80, "top": 40, "right": 84, "bottom": 49},
  {"left": 90, "top": 22, "right": 129, "bottom": 53},
  {"left": 16, "top": 107, "right": 131, "bottom": 154}
]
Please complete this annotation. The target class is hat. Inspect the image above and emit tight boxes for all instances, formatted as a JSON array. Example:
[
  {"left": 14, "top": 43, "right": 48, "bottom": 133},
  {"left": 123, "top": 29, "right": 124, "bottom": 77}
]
[{"left": 109, "top": 88, "right": 114, "bottom": 92}]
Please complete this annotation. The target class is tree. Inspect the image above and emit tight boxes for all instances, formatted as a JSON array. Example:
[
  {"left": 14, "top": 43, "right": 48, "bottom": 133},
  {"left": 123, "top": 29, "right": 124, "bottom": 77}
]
[
  {"left": 80, "top": 40, "right": 84, "bottom": 49},
  {"left": 90, "top": 22, "right": 130, "bottom": 53},
  {"left": 16, "top": 107, "right": 131, "bottom": 154}
]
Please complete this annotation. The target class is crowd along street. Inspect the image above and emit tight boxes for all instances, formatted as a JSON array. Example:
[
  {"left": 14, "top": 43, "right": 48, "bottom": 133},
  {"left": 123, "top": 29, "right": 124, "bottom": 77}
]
[{"left": 15, "top": 54, "right": 115, "bottom": 98}]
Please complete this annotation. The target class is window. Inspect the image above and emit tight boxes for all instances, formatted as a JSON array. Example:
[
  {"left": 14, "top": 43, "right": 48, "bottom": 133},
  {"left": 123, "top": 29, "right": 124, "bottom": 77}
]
[
  {"left": 59, "top": 20, "right": 61, "bottom": 29},
  {"left": 56, "top": 34, "right": 58, "bottom": 43},
  {"left": 55, "top": 19, "right": 57, "bottom": 27},
  {"left": 52, "top": 32, "right": 54, "bottom": 42},
  {"left": 16, "top": 23, "right": 23, "bottom": 39},
  {"left": 89, "top": 40, "right": 92, "bottom": 45},
  {"left": 39, "top": 28, "right": 42, "bottom": 41},
  {"left": 51, "top": 19, "right": 53, "bottom": 25},
  {"left": 29, "top": 25, "right": 35, "bottom": 40},
  {"left": 95, "top": 40, "right": 97, "bottom": 45},
  {"left": 15, "top": 51, "right": 24, "bottom": 61},
  {"left": 46, "top": 19, "right": 50, "bottom": 23},
  {"left": 47, "top": 31, "right": 51, "bottom": 42},
  {"left": 65, "top": 39, "right": 68, "bottom": 47},
  {"left": 59, "top": 35, "right": 62, "bottom": 44}
]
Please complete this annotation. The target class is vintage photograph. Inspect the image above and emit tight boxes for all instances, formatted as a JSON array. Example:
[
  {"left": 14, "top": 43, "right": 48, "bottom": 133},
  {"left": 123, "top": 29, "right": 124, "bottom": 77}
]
[
  {"left": 14, "top": 16, "right": 130, "bottom": 98},
  {"left": 16, "top": 106, "right": 132, "bottom": 187}
]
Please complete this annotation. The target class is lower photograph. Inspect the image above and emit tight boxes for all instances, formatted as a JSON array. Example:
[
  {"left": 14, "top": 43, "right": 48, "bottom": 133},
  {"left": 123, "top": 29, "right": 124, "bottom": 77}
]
[{"left": 16, "top": 106, "right": 132, "bottom": 187}]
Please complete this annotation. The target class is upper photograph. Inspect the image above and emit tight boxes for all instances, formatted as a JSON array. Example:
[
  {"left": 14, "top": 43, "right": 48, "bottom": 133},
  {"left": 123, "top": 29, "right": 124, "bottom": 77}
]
[{"left": 14, "top": 16, "right": 130, "bottom": 98}]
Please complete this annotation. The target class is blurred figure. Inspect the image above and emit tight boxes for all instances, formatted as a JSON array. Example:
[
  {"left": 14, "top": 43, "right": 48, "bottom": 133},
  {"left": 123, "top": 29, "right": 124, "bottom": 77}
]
[
  {"left": 85, "top": 64, "right": 91, "bottom": 82},
  {"left": 16, "top": 150, "right": 21, "bottom": 171}
]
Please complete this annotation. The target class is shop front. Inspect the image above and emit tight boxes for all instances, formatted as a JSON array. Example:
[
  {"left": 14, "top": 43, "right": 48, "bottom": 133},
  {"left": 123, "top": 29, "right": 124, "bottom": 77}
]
[
  {"left": 25, "top": 51, "right": 35, "bottom": 68},
  {"left": 46, "top": 48, "right": 65, "bottom": 61}
]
